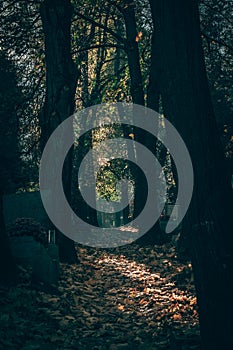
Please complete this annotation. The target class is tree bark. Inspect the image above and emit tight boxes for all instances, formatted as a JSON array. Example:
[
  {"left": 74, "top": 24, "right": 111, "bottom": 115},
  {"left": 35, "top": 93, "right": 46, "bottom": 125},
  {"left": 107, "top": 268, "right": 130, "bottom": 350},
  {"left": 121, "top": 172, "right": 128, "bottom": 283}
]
[
  {"left": 149, "top": 0, "right": 233, "bottom": 348},
  {"left": 40, "top": 0, "right": 79, "bottom": 263},
  {"left": 0, "top": 53, "right": 20, "bottom": 285},
  {"left": 121, "top": 1, "right": 165, "bottom": 244},
  {"left": 122, "top": 0, "right": 144, "bottom": 106},
  {"left": 0, "top": 195, "right": 18, "bottom": 286}
]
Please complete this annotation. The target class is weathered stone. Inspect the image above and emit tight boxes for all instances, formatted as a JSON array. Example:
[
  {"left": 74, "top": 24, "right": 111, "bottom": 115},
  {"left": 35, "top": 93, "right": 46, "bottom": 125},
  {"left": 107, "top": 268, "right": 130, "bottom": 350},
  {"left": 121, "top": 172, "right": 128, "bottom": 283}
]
[
  {"left": 3, "top": 191, "right": 51, "bottom": 228},
  {"left": 32, "top": 243, "right": 60, "bottom": 286},
  {"left": 10, "top": 236, "right": 43, "bottom": 266},
  {"left": 9, "top": 236, "right": 60, "bottom": 285}
]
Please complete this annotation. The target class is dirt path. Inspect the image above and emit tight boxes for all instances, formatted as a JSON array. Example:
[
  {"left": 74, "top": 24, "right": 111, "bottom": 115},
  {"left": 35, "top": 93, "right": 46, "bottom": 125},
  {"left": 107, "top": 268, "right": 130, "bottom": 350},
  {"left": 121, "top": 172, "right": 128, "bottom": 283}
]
[{"left": 0, "top": 243, "right": 200, "bottom": 349}]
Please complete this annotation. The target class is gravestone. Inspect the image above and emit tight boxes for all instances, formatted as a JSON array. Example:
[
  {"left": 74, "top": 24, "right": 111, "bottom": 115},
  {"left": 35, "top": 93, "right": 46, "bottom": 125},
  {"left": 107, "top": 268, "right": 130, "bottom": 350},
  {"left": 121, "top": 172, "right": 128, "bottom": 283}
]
[
  {"left": 10, "top": 236, "right": 43, "bottom": 266},
  {"left": 3, "top": 191, "right": 51, "bottom": 228},
  {"left": 9, "top": 236, "right": 60, "bottom": 286},
  {"left": 32, "top": 243, "right": 60, "bottom": 286}
]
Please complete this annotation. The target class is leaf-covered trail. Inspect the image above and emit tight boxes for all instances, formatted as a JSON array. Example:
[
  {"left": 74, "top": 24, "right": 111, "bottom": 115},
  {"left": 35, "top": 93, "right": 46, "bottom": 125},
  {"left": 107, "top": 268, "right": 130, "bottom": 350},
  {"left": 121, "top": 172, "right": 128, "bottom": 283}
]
[{"left": 0, "top": 243, "right": 200, "bottom": 349}]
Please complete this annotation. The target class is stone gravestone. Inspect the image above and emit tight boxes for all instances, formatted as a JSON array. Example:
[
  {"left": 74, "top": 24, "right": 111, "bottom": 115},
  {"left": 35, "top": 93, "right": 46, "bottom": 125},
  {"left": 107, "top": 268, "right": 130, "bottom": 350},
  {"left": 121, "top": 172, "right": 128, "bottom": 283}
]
[
  {"left": 32, "top": 242, "right": 60, "bottom": 286},
  {"left": 10, "top": 235, "right": 43, "bottom": 266},
  {"left": 9, "top": 234, "right": 60, "bottom": 286},
  {"left": 4, "top": 192, "right": 60, "bottom": 286},
  {"left": 3, "top": 191, "right": 51, "bottom": 228}
]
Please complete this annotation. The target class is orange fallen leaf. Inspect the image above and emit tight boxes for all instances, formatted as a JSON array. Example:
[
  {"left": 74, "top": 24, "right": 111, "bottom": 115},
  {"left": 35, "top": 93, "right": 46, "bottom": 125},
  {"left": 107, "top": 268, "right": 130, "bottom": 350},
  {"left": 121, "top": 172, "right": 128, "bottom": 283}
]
[
  {"left": 117, "top": 304, "right": 124, "bottom": 310},
  {"left": 173, "top": 314, "right": 182, "bottom": 320}
]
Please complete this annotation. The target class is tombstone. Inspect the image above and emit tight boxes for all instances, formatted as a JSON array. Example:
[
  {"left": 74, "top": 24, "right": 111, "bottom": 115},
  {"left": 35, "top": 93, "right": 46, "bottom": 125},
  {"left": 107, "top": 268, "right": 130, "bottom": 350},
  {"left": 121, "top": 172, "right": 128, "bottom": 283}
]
[
  {"left": 9, "top": 230, "right": 60, "bottom": 286},
  {"left": 10, "top": 235, "right": 43, "bottom": 266},
  {"left": 32, "top": 242, "right": 60, "bottom": 286},
  {"left": 3, "top": 191, "right": 51, "bottom": 228}
]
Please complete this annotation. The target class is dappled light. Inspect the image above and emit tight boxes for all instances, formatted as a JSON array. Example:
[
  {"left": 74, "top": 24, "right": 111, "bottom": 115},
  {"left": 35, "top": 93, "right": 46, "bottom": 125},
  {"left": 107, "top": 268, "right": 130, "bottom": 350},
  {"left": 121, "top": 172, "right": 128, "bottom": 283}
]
[
  {"left": 57, "top": 244, "right": 199, "bottom": 348},
  {"left": 1, "top": 0, "right": 232, "bottom": 348},
  {"left": 0, "top": 243, "right": 200, "bottom": 349}
]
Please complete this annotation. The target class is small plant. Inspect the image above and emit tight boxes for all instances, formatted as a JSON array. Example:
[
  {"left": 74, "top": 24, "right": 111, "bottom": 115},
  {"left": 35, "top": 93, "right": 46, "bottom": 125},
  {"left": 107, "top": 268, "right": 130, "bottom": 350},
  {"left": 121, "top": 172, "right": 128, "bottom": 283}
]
[{"left": 7, "top": 218, "right": 47, "bottom": 246}]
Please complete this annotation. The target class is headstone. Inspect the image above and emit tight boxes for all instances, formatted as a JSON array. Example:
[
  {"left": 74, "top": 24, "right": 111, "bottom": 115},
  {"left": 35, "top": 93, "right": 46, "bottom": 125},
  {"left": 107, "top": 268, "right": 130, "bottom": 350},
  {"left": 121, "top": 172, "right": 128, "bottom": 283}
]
[
  {"left": 3, "top": 191, "right": 51, "bottom": 228},
  {"left": 10, "top": 236, "right": 43, "bottom": 266},
  {"left": 9, "top": 235, "right": 60, "bottom": 286},
  {"left": 32, "top": 243, "right": 60, "bottom": 286}
]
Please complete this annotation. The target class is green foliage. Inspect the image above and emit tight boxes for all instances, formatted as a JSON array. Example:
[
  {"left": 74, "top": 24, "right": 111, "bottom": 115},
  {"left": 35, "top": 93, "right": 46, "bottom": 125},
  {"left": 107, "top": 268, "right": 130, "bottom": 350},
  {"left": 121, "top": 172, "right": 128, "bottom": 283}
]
[
  {"left": 0, "top": 1, "right": 45, "bottom": 190},
  {"left": 1, "top": 0, "right": 232, "bottom": 196}
]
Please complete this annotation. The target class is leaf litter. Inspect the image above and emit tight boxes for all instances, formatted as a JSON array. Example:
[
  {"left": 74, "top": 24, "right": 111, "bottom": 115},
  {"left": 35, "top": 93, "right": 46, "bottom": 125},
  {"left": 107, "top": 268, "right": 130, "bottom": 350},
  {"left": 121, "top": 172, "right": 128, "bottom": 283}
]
[{"left": 0, "top": 242, "right": 200, "bottom": 349}]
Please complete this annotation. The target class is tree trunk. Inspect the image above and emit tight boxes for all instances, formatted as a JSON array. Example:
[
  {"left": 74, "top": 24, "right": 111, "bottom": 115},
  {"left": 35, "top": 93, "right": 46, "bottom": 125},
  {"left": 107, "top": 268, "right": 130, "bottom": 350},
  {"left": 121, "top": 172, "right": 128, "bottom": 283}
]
[
  {"left": 0, "top": 195, "right": 18, "bottom": 286},
  {"left": 149, "top": 0, "right": 233, "bottom": 348},
  {"left": 122, "top": 1, "right": 164, "bottom": 244},
  {"left": 122, "top": 0, "right": 144, "bottom": 106},
  {"left": 122, "top": 0, "right": 145, "bottom": 229},
  {"left": 40, "top": 0, "right": 79, "bottom": 263}
]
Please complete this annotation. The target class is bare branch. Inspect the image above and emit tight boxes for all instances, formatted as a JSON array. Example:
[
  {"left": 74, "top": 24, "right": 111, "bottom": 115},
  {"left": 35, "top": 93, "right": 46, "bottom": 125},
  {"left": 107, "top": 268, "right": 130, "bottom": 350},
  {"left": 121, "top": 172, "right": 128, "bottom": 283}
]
[
  {"left": 74, "top": 11, "right": 125, "bottom": 45},
  {"left": 201, "top": 31, "right": 233, "bottom": 53},
  {"left": 201, "top": 1, "right": 233, "bottom": 26},
  {"left": 72, "top": 43, "right": 124, "bottom": 55}
]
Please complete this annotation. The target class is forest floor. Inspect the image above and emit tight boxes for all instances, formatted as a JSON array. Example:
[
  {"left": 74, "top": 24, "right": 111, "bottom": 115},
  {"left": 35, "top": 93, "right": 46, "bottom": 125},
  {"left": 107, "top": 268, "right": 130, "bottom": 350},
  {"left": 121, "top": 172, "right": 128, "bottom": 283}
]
[{"left": 0, "top": 242, "right": 200, "bottom": 350}]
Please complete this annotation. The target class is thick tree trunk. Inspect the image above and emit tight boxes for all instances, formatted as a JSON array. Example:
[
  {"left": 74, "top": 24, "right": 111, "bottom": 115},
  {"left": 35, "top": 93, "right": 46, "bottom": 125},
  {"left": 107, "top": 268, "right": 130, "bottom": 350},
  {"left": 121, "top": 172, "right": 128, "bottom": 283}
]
[
  {"left": 122, "top": 0, "right": 145, "bottom": 230},
  {"left": 122, "top": 1, "right": 164, "bottom": 244},
  {"left": 40, "top": 0, "right": 79, "bottom": 263},
  {"left": 122, "top": 0, "right": 144, "bottom": 106},
  {"left": 0, "top": 54, "right": 20, "bottom": 285},
  {"left": 0, "top": 195, "right": 18, "bottom": 286},
  {"left": 147, "top": 30, "right": 160, "bottom": 113},
  {"left": 149, "top": 0, "right": 233, "bottom": 348}
]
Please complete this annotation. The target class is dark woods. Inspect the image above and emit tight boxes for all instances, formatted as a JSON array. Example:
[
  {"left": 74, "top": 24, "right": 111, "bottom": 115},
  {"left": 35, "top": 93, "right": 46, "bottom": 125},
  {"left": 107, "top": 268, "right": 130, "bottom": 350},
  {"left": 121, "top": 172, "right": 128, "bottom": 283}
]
[{"left": 0, "top": 1, "right": 232, "bottom": 349}]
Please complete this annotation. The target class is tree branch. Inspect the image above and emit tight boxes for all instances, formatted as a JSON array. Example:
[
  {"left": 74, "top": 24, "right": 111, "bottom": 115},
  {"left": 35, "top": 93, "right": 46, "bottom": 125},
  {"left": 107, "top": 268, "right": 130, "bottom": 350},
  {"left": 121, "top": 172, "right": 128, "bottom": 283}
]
[
  {"left": 201, "top": 1, "right": 233, "bottom": 26},
  {"left": 74, "top": 11, "right": 125, "bottom": 45},
  {"left": 72, "top": 43, "right": 124, "bottom": 55},
  {"left": 201, "top": 31, "right": 233, "bottom": 53}
]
